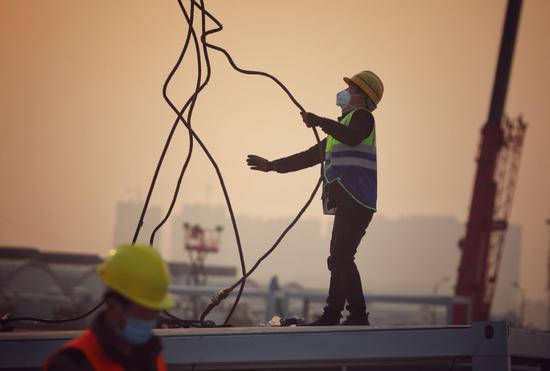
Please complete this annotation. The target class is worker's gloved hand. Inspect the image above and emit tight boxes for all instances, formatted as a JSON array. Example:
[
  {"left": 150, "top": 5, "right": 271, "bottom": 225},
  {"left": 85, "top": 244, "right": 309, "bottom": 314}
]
[
  {"left": 246, "top": 155, "right": 272, "bottom": 172},
  {"left": 300, "top": 111, "right": 322, "bottom": 128}
]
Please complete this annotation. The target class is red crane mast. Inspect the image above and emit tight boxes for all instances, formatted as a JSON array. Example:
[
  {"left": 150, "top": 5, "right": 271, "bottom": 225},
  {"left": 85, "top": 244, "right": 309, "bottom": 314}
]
[{"left": 453, "top": 0, "right": 526, "bottom": 324}]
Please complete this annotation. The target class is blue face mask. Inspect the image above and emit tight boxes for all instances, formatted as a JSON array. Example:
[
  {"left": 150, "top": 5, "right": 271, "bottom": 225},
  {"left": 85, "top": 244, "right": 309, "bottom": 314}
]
[
  {"left": 336, "top": 89, "right": 351, "bottom": 108},
  {"left": 116, "top": 317, "right": 156, "bottom": 345}
]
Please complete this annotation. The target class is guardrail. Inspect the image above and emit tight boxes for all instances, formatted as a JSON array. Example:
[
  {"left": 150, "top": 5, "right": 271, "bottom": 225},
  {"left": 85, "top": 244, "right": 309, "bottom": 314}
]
[{"left": 169, "top": 283, "right": 472, "bottom": 324}]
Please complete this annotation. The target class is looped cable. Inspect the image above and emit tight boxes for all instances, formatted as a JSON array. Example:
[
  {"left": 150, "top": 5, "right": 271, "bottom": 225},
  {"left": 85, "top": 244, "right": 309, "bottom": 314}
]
[{"left": 3, "top": 0, "right": 324, "bottom": 329}]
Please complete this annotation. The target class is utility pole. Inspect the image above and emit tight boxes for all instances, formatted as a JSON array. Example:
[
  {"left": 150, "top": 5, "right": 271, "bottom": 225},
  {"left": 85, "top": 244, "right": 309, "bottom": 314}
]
[
  {"left": 432, "top": 276, "right": 449, "bottom": 324},
  {"left": 514, "top": 281, "right": 526, "bottom": 327},
  {"left": 182, "top": 223, "right": 223, "bottom": 319},
  {"left": 183, "top": 223, "right": 223, "bottom": 286}
]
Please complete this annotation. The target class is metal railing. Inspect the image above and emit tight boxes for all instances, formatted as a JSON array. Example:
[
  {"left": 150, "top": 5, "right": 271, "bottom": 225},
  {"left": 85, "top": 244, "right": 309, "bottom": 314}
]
[{"left": 169, "top": 283, "right": 472, "bottom": 324}]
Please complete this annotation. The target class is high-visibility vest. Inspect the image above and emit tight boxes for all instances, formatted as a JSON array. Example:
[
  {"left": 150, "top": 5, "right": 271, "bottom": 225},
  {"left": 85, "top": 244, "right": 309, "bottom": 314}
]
[
  {"left": 324, "top": 108, "right": 377, "bottom": 213},
  {"left": 43, "top": 329, "right": 167, "bottom": 371}
]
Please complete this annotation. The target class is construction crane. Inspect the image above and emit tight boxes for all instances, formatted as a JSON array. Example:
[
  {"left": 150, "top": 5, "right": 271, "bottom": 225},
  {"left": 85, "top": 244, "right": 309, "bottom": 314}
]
[{"left": 453, "top": 0, "right": 527, "bottom": 324}]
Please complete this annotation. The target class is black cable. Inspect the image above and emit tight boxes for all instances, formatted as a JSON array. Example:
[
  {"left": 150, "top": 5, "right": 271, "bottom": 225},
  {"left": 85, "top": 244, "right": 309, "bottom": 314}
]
[
  {"left": 136, "top": 0, "right": 324, "bottom": 325},
  {"left": 1, "top": 0, "right": 323, "bottom": 329},
  {"left": 0, "top": 1, "right": 203, "bottom": 331},
  {"left": 149, "top": 0, "right": 201, "bottom": 246},
  {"left": 135, "top": 0, "right": 324, "bottom": 325},
  {"left": 190, "top": 0, "right": 325, "bottom": 174},
  {"left": 200, "top": 177, "right": 322, "bottom": 323},
  {"left": 0, "top": 299, "right": 105, "bottom": 329},
  {"left": 147, "top": 0, "right": 250, "bottom": 326},
  {"left": 189, "top": 0, "right": 324, "bottom": 324},
  {"left": 191, "top": 0, "right": 324, "bottom": 157},
  {"left": 159, "top": 308, "right": 208, "bottom": 328},
  {"left": 152, "top": 0, "right": 249, "bottom": 325},
  {"left": 149, "top": 0, "right": 202, "bottom": 324},
  {"left": 132, "top": 0, "right": 198, "bottom": 246},
  {"left": 1, "top": 0, "right": 213, "bottom": 330}
]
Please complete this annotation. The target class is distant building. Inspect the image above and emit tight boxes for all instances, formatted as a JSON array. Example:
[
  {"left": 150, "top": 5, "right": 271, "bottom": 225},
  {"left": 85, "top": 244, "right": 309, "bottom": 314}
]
[
  {"left": 365, "top": 215, "right": 522, "bottom": 317},
  {"left": 113, "top": 200, "right": 163, "bottom": 251},
  {"left": 522, "top": 299, "right": 549, "bottom": 330},
  {"left": 492, "top": 224, "right": 522, "bottom": 317},
  {"left": 172, "top": 203, "right": 524, "bottom": 324}
]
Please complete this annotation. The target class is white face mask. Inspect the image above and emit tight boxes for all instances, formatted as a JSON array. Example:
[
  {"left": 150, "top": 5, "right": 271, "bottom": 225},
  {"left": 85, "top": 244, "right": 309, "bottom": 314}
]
[{"left": 336, "top": 89, "right": 351, "bottom": 108}]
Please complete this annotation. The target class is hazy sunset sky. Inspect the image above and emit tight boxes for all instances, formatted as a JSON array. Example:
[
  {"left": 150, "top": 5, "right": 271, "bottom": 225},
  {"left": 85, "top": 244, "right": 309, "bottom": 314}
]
[{"left": 1, "top": 1, "right": 549, "bottom": 301}]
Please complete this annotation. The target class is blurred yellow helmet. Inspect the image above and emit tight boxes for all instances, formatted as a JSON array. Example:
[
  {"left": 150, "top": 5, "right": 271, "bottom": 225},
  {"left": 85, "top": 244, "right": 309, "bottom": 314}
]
[
  {"left": 98, "top": 244, "right": 175, "bottom": 310},
  {"left": 344, "top": 70, "right": 384, "bottom": 107}
]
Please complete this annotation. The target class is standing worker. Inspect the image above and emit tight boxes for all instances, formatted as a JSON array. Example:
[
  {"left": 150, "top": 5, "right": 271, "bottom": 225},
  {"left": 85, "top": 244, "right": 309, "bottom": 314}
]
[
  {"left": 247, "top": 71, "right": 383, "bottom": 326},
  {"left": 44, "top": 244, "right": 175, "bottom": 371}
]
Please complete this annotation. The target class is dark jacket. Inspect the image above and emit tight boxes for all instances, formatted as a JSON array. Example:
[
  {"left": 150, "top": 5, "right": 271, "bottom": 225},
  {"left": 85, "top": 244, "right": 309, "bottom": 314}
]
[
  {"left": 271, "top": 109, "right": 374, "bottom": 173},
  {"left": 44, "top": 311, "right": 163, "bottom": 371},
  {"left": 271, "top": 109, "right": 374, "bottom": 208}
]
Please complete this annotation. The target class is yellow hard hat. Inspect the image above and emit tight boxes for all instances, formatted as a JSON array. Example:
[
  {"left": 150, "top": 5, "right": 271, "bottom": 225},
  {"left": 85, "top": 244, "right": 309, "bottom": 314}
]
[
  {"left": 344, "top": 71, "right": 384, "bottom": 106},
  {"left": 98, "top": 244, "right": 175, "bottom": 310}
]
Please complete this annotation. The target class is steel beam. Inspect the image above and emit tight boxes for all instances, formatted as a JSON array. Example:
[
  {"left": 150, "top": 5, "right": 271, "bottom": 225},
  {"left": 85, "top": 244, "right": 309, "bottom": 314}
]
[{"left": 1, "top": 321, "right": 549, "bottom": 370}]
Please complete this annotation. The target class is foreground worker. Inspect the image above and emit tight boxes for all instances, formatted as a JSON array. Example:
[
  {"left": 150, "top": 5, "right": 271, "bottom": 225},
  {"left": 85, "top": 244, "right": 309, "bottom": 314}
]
[
  {"left": 247, "top": 71, "right": 383, "bottom": 326},
  {"left": 44, "top": 244, "right": 175, "bottom": 371}
]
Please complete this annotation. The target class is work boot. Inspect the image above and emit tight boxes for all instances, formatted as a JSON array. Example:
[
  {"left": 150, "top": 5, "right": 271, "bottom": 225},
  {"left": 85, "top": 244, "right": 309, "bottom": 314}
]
[
  {"left": 302, "top": 314, "right": 341, "bottom": 326},
  {"left": 341, "top": 312, "right": 370, "bottom": 326}
]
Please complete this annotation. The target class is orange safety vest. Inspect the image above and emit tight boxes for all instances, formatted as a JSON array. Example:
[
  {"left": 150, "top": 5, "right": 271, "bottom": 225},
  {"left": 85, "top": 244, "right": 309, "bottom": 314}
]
[{"left": 43, "top": 329, "right": 167, "bottom": 371}]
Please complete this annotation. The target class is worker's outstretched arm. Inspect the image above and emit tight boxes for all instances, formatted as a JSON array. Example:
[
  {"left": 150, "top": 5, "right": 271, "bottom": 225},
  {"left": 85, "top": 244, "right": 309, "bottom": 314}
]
[
  {"left": 301, "top": 110, "right": 374, "bottom": 146},
  {"left": 247, "top": 138, "right": 326, "bottom": 174}
]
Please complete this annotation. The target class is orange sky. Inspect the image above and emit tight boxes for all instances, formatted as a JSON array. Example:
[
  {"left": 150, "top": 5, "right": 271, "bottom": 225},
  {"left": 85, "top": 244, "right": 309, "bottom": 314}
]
[{"left": 1, "top": 1, "right": 549, "bottom": 301}]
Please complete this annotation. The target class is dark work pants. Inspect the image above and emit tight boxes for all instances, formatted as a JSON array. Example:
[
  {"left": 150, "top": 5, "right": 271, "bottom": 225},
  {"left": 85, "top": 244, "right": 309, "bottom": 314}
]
[{"left": 324, "top": 186, "right": 374, "bottom": 319}]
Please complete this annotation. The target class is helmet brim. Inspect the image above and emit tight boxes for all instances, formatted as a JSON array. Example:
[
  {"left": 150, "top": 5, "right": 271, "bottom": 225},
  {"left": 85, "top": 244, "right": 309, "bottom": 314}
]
[
  {"left": 343, "top": 76, "right": 380, "bottom": 106},
  {"left": 343, "top": 77, "right": 355, "bottom": 87},
  {"left": 141, "top": 292, "right": 176, "bottom": 310},
  {"left": 123, "top": 287, "right": 176, "bottom": 310}
]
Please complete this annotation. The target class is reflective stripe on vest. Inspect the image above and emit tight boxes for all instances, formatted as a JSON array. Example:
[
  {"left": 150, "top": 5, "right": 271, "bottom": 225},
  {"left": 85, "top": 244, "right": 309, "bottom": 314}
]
[
  {"left": 43, "top": 329, "right": 167, "bottom": 371},
  {"left": 328, "top": 157, "right": 377, "bottom": 169},
  {"left": 324, "top": 108, "right": 377, "bottom": 211},
  {"left": 331, "top": 143, "right": 376, "bottom": 155}
]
